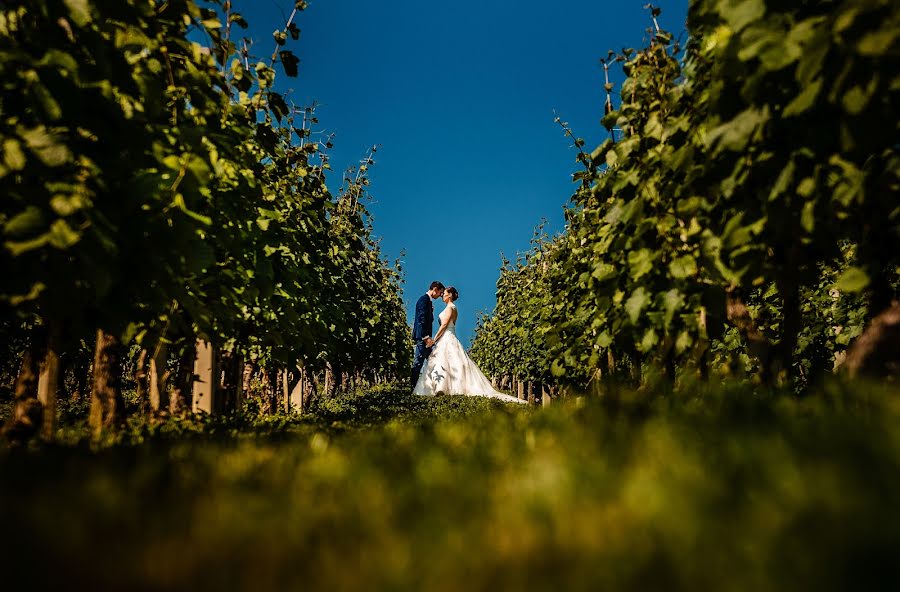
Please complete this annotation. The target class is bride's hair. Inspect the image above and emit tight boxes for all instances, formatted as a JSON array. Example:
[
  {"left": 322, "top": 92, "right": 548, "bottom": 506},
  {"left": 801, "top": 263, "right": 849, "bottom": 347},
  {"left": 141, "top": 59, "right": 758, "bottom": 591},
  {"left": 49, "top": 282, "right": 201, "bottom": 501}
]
[{"left": 446, "top": 286, "right": 459, "bottom": 301}]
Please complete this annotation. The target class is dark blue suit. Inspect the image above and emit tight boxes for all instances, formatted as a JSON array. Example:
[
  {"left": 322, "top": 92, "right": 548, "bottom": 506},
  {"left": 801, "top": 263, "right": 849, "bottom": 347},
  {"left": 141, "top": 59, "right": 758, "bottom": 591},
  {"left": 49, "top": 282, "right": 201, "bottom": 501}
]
[{"left": 410, "top": 293, "right": 434, "bottom": 387}]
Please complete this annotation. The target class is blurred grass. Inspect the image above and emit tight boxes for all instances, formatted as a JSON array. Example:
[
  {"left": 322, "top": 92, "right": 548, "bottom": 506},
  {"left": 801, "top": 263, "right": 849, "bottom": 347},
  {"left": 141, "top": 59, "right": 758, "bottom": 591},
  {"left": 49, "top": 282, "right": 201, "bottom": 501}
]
[{"left": 1, "top": 382, "right": 899, "bottom": 591}]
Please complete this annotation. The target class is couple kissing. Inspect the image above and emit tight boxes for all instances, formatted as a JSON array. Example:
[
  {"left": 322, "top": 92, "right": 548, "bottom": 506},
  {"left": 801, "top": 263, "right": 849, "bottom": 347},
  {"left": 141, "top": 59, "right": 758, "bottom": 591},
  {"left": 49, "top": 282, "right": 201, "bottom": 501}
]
[{"left": 410, "top": 281, "right": 524, "bottom": 404}]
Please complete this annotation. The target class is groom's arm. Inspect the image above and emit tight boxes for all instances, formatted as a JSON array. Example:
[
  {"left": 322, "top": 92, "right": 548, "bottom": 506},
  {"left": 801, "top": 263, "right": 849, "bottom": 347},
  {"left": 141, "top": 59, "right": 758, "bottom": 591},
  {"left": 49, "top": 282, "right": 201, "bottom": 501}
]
[{"left": 413, "top": 296, "right": 430, "bottom": 340}]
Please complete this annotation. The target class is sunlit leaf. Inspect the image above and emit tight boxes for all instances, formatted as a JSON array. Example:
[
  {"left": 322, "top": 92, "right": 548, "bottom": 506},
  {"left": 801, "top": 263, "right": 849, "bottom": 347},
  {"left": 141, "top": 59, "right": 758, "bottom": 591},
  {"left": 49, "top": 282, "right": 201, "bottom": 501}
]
[{"left": 834, "top": 267, "right": 870, "bottom": 293}]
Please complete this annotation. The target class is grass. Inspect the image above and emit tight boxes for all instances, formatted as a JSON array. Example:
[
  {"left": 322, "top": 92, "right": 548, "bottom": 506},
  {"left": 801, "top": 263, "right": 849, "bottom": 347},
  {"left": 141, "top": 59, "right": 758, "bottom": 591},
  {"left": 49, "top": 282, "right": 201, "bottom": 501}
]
[{"left": 1, "top": 382, "right": 899, "bottom": 591}]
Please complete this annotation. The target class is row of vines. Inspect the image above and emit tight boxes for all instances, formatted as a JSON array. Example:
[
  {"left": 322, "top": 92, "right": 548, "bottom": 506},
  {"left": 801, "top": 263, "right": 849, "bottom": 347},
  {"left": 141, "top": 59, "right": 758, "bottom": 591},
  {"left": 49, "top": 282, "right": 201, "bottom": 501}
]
[
  {"left": 0, "top": 0, "right": 410, "bottom": 444},
  {"left": 471, "top": 0, "right": 899, "bottom": 395}
]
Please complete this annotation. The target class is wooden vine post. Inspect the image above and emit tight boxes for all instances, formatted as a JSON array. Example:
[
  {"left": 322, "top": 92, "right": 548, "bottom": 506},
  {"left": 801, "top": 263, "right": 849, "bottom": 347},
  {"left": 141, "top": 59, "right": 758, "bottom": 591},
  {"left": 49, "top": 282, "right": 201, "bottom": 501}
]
[
  {"left": 89, "top": 329, "right": 124, "bottom": 438},
  {"left": 149, "top": 342, "right": 169, "bottom": 412},
  {"left": 192, "top": 339, "right": 217, "bottom": 415},
  {"left": 36, "top": 321, "right": 62, "bottom": 440}
]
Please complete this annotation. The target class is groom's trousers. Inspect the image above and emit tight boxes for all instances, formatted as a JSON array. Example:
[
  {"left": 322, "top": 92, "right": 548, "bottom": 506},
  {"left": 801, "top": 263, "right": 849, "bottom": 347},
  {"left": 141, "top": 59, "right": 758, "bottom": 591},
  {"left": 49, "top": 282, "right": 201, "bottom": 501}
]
[{"left": 410, "top": 339, "right": 432, "bottom": 388}]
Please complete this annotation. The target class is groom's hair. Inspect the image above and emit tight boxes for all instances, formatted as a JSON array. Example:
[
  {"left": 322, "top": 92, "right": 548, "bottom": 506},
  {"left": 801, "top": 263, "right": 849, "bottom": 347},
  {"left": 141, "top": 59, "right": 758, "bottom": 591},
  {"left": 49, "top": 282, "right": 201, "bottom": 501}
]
[{"left": 430, "top": 281, "right": 445, "bottom": 291}]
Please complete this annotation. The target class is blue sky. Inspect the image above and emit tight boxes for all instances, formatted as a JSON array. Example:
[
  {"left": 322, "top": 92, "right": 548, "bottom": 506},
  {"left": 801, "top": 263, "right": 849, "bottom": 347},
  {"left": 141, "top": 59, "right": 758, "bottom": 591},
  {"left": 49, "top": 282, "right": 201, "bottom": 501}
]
[{"left": 240, "top": 0, "right": 689, "bottom": 346}]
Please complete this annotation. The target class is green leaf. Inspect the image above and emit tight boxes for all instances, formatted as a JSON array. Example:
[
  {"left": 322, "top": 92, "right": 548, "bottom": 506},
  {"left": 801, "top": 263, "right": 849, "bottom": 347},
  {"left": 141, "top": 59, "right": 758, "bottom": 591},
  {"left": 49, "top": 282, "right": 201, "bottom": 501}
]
[
  {"left": 769, "top": 160, "right": 795, "bottom": 201},
  {"left": 628, "top": 248, "right": 653, "bottom": 280},
  {"left": 590, "top": 263, "right": 615, "bottom": 283},
  {"left": 5, "top": 234, "right": 50, "bottom": 256},
  {"left": 625, "top": 287, "right": 649, "bottom": 324},
  {"left": 676, "top": 196, "right": 703, "bottom": 216},
  {"left": 230, "top": 13, "right": 249, "bottom": 29},
  {"left": 162, "top": 154, "right": 181, "bottom": 170},
  {"left": 842, "top": 83, "right": 873, "bottom": 115},
  {"left": 601, "top": 111, "right": 618, "bottom": 131},
  {"left": 257, "top": 207, "right": 281, "bottom": 220},
  {"left": 597, "top": 331, "right": 613, "bottom": 348},
  {"left": 725, "top": 0, "right": 765, "bottom": 32},
  {"left": 4, "top": 206, "right": 45, "bottom": 238},
  {"left": 782, "top": 78, "right": 822, "bottom": 117},
  {"left": 30, "top": 81, "right": 62, "bottom": 121},
  {"left": 8, "top": 282, "right": 46, "bottom": 306},
  {"left": 801, "top": 201, "right": 815, "bottom": 233},
  {"left": 50, "top": 193, "right": 87, "bottom": 216},
  {"left": 834, "top": 267, "right": 869, "bottom": 293},
  {"left": 662, "top": 289, "right": 684, "bottom": 327},
  {"left": 706, "top": 107, "right": 769, "bottom": 153},
  {"left": 550, "top": 359, "right": 565, "bottom": 378},
  {"left": 796, "top": 29, "right": 829, "bottom": 86},
  {"left": 121, "top": 322, "right": 143, "bottom": 345},
  {"left": 797, "top": 177, "right": 815, "bottom": 197},
  {"left": 856, "top": 28, "right": 900, "bottom": 57},
  {"left": 269, "top": 92, "right": 289, "bottom": 121},
  {"left": 280, "top": 50, "right": 300, "bottom": 77},
  {"left": 63, "top": 0, "right": 93, "bottom": 26},
  {"left": 669, "top": 255, "right": 697, "bottom": 279},
  {"left": 47, "top": 219, "right": 80, "bottom": 248},
  {"left": 675, "top": 330, "right": 693, "bottom": 354},
  {"left": 21, "top": 127, "right": 71, "bottom": 166},
  {"left": 605, "top": 150, "right": 618, "bottom": 168},
  {"left": 834, "top": 7, "right": 860, "bottom": 33},
  {"left": 38, "top": 49, "right": 78, "bottom": 74},
  {"left": 828, "top": 155, "right": 863, "bottom": 207},
  {"left": 2, "top": 139, "right": 26, "bottom": 170},
  {"left": 643, "top": 113, "right": 663, "bottom": 140},
  {"left": 639, "top": 328, "right": 659, "bottom": 352}
]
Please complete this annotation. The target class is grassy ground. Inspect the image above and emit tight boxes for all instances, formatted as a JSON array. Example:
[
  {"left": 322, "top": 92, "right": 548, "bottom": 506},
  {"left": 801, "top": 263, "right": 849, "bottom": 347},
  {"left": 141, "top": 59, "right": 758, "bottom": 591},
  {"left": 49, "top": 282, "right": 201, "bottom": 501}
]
[{"left": 1, "top": 382, "right": 899, "bottom": 591}]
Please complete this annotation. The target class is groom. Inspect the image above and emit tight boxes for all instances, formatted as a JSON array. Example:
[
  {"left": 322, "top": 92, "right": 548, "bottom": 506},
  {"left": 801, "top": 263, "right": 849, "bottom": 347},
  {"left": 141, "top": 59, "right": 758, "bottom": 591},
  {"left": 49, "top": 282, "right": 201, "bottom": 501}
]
[{"left": 410, "top": 281, "right": 445, "bottom": 388}]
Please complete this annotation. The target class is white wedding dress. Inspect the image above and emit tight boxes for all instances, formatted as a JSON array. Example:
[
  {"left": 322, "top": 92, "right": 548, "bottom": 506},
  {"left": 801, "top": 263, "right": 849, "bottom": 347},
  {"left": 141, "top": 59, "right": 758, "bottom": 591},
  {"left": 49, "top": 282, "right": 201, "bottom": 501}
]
[{"left": 413, "top": 302, "right": 525, "bottom": 404}]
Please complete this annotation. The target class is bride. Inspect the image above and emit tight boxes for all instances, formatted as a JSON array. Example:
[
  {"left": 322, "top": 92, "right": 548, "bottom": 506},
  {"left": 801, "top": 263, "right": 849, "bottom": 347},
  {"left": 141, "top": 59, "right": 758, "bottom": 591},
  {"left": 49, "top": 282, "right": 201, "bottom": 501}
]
[{"left": 413, "top": 287, "right": 525, "bottom": 404}]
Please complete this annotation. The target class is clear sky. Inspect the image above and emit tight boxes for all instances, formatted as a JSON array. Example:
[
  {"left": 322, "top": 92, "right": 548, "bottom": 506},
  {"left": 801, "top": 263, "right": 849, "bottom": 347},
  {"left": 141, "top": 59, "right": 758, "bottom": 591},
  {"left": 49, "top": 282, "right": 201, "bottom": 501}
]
[{"left": 240, "top": 0, "right": 689, "bottom": 346}]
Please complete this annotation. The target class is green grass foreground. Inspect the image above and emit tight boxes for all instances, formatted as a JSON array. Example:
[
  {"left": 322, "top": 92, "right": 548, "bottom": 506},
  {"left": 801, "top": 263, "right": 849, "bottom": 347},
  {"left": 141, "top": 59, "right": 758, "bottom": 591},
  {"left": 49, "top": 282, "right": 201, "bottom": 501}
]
[{"left": 1, "top": 383, "right": 899, "bottom": 591}]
